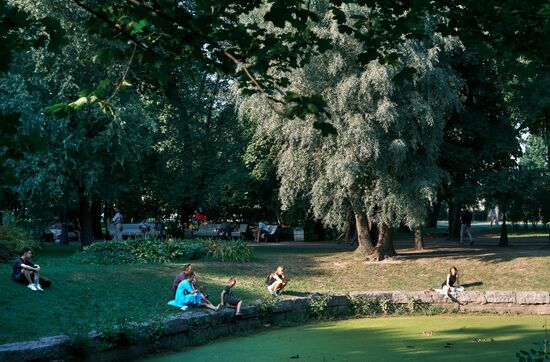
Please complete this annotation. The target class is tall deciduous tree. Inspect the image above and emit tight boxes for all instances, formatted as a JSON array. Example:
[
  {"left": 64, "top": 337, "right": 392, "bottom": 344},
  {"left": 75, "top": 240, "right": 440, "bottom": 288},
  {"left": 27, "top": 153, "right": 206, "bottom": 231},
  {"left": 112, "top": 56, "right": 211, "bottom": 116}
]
[{"left": 238, "top": 7, "right": 462, "bottom": 260}]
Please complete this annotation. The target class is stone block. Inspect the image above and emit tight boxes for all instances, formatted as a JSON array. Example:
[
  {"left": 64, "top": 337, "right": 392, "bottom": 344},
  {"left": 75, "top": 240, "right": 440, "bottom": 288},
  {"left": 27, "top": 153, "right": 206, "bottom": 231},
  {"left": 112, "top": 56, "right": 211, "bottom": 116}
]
[
  {"left": 391, "top": 291, "right": 409, "bottom": 304},
  {"left": 407, "top": 291, "right": 434, "bottom": 304},
  {"left": 516, "top": 291, "right": 550, "bottom": 304},
  {"left": 457, "top": 291, "right": 486, "bottom": 304},
  {"left": 0, "top": 335, "right": 69, "bottom": 362},
  {"left": 327, "top": 294, "right": 348, "bottom": 307},
  {"left": 485, "top": 291, "right": 516, "bottom": 304}
]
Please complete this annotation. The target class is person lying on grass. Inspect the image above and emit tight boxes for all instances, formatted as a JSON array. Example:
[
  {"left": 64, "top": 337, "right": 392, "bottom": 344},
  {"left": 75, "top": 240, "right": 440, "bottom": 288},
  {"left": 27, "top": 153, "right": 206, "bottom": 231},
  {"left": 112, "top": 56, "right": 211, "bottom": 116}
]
[
  {"left": 11, "top": 247, "right": 50, "bottom": 292},
  {"left": 221, "top": 277, "right": 243, "bottom": 316},
  {"left": 441, "top": 266, "right": 464, "bottom": 295},
  {"left": 266, "top": 266, "right": 289, "bottom": 296},
  {"left": 168, "top": 271, "right": 219, "bottom": 311}
]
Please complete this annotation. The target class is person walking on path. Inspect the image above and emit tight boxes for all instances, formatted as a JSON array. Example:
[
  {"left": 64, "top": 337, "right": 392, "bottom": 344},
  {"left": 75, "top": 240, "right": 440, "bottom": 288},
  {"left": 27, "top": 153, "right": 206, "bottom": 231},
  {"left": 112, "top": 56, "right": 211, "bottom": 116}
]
[
  {"left": 112, "top": 208, "right": 123, "bottom": 241},
  {"left": 459, "top": 208, "right": 474, "bottom": 246}
]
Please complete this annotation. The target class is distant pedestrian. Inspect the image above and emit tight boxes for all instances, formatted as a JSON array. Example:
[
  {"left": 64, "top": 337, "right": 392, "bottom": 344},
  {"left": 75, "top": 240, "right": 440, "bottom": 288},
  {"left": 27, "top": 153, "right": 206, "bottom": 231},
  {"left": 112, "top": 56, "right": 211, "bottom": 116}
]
[
  {"left": 459, "top": 208, "right": 474, "bottom": 246},
  {"left": 112, "top": 208, "right": 123, "bottom": 241}
]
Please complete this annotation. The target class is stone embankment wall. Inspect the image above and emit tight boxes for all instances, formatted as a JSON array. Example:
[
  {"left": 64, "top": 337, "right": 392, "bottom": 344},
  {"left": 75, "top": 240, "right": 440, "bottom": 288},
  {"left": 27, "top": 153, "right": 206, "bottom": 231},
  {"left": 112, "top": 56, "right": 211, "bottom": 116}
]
[{"left": 1, "top": 291, "right": 548, "bottom": 362}]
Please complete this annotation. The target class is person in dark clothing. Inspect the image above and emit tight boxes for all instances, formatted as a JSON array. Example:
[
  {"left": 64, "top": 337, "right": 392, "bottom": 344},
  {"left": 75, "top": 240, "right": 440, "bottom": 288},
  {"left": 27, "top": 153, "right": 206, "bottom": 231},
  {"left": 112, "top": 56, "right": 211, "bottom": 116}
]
[
  {"left": 221, "top": 277, "right": 243, "bottom": 315},
  {"left": 459, "top": 208, "right": 474, "bottom": 246},
  {"left": 266, "top": 266, "right": 289, "bottom": 295},
  {"left": 12, "top": 248, "right": 43, "bottom": 291},
  {"left": 441, "top": 266, "right": 462, "bottom": 295}
]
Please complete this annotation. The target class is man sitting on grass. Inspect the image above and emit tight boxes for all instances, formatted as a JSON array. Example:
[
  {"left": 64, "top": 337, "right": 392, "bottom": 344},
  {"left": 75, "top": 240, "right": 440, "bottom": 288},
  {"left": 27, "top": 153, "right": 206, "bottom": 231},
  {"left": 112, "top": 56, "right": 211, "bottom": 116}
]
[{"left": 11, "top": 247, "right": 44, "bottom": 291}]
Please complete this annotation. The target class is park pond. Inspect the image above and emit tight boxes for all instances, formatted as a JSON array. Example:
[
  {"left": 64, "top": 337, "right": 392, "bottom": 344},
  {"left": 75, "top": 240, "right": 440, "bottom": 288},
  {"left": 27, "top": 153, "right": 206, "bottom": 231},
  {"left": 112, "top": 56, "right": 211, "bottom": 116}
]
[{"left": 141, "top": 314, "right": 547, "bottom": 362}]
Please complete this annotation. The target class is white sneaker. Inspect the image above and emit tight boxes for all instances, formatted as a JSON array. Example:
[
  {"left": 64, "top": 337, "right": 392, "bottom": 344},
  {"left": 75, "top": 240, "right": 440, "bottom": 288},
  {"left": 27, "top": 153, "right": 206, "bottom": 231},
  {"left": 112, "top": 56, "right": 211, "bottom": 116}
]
[
  {"left": 27, "top": 284, "right": 37, "bottom": 291},
  {"left": 35, "top": 284, "right": 44, "bottom": 292},
  {"left": 180, "top": 306, "right": 189, "bottom": 311}
]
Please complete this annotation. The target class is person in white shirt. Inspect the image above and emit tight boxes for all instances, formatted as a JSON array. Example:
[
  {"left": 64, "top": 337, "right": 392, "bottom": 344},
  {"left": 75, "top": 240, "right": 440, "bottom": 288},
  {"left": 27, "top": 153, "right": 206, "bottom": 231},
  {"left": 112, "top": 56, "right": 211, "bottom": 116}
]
[{"left": 112, "top": 208, "right": 123, "bottom": 241}]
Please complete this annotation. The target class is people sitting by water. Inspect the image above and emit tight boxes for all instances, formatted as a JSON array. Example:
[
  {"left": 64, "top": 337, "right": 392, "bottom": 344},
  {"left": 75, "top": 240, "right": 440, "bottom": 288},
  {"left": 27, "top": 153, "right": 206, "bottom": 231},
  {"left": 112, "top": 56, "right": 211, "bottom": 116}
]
[
  {"left": 266, "top": 266, "right": 289, "bottom": 296},
  {"left": 441, "top": 266, "right": 464, "bottom": 295},
  {"left": 11, "top": 247, "right": 50, "bottom": 291},
  {"left": 172, "top": 264, "right": 193, "bottom": 297},
  {"left": 221, "top": 277, "right": 243, "bottom": 315},
  {"left": 168, "top": 271, "right": 219, "bottom": 311}
]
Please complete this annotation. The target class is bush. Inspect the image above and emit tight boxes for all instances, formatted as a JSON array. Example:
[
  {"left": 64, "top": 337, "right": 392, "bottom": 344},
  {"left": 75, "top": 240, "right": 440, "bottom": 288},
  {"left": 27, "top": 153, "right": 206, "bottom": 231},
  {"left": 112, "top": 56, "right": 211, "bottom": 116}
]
[
  {"left": 349, "top": 296, "right": 381, "bottom": 316},
  {"left": 203, "top": 239, "right": 252, "bottom": 262},
  {"left": 0, "top": 224, "right": 41, "bottom": 263},
  {"left": 69, "top": 238, "right": 250, "bottom": 264}
]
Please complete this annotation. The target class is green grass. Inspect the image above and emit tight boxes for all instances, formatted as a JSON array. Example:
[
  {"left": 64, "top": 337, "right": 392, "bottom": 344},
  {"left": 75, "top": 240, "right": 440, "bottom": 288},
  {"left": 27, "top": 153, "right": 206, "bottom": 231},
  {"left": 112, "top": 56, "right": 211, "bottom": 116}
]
[
  {"left": 1, "top": 243, "right": 549, "bottom": 344},
  {"left": 140, "top": 315, "right": 549, "bottom": 362}
]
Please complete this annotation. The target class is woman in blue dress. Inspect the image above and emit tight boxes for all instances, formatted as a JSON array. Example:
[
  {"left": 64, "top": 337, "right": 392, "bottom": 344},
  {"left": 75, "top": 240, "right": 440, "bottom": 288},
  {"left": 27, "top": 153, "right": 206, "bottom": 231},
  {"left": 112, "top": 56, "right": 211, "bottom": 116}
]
[{"left": 168, "top": 272, "right": 219, "bottom": 311}]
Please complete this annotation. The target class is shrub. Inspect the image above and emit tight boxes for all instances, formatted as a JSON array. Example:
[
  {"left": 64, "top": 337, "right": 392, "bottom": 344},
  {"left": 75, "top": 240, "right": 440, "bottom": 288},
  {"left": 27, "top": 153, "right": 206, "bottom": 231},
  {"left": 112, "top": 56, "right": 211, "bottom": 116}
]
[
  {"left": 0, "top": 224, "right": 41, "bottom": 263},
  {"left": 69, "top": 238, "right": 251, "bottom": 264},
  {"left": 349, "top": 296, "right": 380, "bottom": 316},
  {"left": 203, "top": 239, "right": 252, "bottom": 262},
  {"left": 307, "top": 294, "right": 331, "bottom": 319}
]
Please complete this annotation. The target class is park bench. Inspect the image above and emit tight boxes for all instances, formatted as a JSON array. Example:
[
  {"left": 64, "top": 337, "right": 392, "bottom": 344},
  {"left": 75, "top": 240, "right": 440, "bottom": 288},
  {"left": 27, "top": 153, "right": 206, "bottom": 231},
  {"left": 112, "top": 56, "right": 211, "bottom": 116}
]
[
  {"left": 107, "top": 223, "right": 160, "bottom": 239},
  {"left": 49, "top": 228, "right": 79, "bottom": 242},
  {"left": 193, "top": 223, "right": 248, "bottom": 239}
]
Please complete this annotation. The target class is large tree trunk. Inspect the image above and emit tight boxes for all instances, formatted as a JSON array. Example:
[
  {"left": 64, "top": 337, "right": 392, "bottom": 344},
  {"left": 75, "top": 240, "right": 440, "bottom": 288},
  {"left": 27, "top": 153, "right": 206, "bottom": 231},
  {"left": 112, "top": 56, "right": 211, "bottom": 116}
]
[
  {"left": 354, "top": 211, "right": 375, "bottom": 253},
  {"left": 448, "top": 203, "right": 461, "bottom": 240},
  {"left": 414, "top": 225, "right": 424, "bottom": 250},
  {"left": 424, "top": 202, "right": 441, "bottom": 228},
  {"left": 79, "top": 195, "right": 94, "bottom": 247},
  {"left": 91, "top": 198, "right": 103, "bottom": 240},
  {"left": 370, "top": 223, "right": 397, "bottom": 261},
  {"left": 499, "top": 209, "right": 508, "bottom": 246}
]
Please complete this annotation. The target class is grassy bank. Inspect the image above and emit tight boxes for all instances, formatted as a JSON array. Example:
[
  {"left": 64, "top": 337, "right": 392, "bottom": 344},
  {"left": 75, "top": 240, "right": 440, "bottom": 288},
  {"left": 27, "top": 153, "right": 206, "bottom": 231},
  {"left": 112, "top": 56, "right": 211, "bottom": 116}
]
[{"left": 1, "top": 243, "right": 549, "bottom": 344}]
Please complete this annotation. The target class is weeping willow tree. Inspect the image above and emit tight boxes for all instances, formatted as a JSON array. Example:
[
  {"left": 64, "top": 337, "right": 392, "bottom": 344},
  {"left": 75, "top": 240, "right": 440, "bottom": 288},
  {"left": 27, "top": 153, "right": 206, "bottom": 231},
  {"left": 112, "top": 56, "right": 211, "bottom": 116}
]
[{"left": 237, "top": 4, "right": 463, "bottom": 260}]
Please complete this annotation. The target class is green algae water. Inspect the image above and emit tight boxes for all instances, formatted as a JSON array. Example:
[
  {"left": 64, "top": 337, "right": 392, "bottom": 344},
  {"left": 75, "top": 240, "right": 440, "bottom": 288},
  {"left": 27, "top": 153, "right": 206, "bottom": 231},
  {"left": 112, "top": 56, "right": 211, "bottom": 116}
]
[{"left": 142, "top": 315, "right": 547, "bottom": 362}]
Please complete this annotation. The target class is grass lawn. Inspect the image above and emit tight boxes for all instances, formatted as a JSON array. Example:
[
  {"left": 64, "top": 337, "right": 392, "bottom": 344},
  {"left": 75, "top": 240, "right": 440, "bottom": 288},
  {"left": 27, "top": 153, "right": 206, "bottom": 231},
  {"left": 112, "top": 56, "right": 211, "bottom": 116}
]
[
  {"left": 140, "top": 315, "right": 548, "bottom": 362},
  {"left": 1, "top": 241, "right": 549, "bottom": 344}
]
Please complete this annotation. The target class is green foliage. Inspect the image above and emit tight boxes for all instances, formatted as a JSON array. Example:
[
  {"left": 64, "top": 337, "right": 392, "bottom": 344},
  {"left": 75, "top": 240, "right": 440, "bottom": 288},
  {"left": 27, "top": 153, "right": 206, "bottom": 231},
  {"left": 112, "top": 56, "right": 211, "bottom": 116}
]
[
  {"left": 203, "top": 239, "right": 252, "bottom": 263},
  {"left": 349, "top": 296, "right": 381, "bottom": 316},
  {"left": 0, "top": 224, "right": 41, "bottom": 263},
  {"left": 307, "top": 294, "right": 331, "bottom": 319},
  {"left": 70, "top": 238, "right": 252, "bottom": 264},
  {"left": 516, "top": 340, "right": 549, "bottom": 362},
  {"left": 258, "top": 295, "right": 280, "bottom": 316},
  {"left": 69, "top": 239, "right": 205, "bottom": 265}
]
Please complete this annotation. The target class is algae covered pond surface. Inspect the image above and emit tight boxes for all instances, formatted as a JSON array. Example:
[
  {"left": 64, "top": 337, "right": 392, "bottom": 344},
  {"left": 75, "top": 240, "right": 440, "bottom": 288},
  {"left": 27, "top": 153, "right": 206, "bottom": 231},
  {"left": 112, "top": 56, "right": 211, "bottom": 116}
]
[{"left": 142, "top": 315, "right": 548, "bottom": 362}]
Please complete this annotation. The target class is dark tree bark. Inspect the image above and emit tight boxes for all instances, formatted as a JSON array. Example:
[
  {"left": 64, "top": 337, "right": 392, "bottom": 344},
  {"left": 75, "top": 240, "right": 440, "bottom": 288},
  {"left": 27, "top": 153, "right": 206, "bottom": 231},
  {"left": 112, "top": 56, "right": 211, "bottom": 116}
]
[
  {"left": 499, "top": 210, "right": 508, "bottom": 246},
  {"left": 415, "top": 225, "right": 424, "bottom": 250},
  {"left": 91, "top": 198, "right": 103, "bottom": 240},
  {"left": 448, "top": 204, "right": 461, "bottom": 240},
  {"left": 354, "top": 210, "right": 375, "bottom": 253},
  {"left": 370, "top": 223, "right": 397, "bottom": 261},
  {"left": 79, "top": 195, "right": 94, "bottom": 247},
  {"left": 424, "top": 201, "right": 441, "bottom": 228}
]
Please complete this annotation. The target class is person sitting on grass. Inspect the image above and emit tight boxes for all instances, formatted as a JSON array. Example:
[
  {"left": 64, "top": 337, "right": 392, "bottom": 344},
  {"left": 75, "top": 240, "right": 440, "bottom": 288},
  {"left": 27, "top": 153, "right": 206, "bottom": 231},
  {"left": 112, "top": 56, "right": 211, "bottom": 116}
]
[
  {"left": 221, "top": 277, "right": 243, "bottom": 316},
  {"left": 441, "top": 266, "right": 464, "bottom": 295},
  {"left": 171, "top": 264, "right": 193, "bottom": 297},
  {"left": 266, "top": 266, "right": 289, "bottom": 296},
  {"left": 168, "top": 271, "right": 219, "bottom": 311},
  {"left": 11, "top": 247, "right": 45, "bottom": 292}
]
